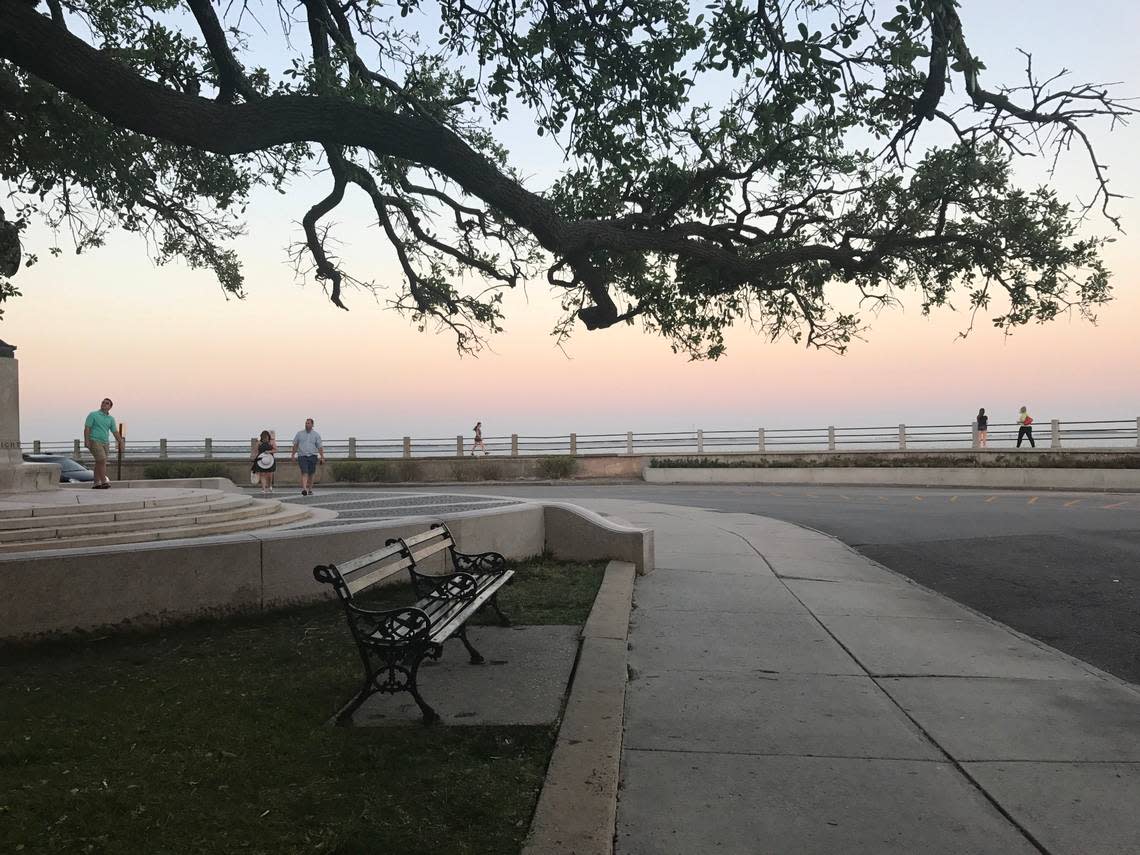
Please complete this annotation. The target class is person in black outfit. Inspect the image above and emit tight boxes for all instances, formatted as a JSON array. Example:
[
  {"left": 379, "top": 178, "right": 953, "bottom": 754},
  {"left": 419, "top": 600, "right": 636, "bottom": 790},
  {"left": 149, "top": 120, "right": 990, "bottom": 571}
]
[
  {"left": 251, "top": 429, "right": 277, "bottom": 494},
  {"left": 976, "top": 408, "right": 989, "bottom": 448}
]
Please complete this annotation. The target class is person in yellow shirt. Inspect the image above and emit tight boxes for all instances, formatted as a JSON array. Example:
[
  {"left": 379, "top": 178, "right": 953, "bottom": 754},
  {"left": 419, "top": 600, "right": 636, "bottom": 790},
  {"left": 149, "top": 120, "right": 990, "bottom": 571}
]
[{"left": 1016, "top": 406, "right": 1035, "bottom": 449}]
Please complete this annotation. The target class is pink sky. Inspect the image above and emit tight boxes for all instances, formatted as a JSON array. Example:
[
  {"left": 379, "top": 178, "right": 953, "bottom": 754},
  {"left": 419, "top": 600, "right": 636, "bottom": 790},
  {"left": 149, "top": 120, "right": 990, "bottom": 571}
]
[{"left": 4, "top": 0, "right": 1139, "bottom": 442}]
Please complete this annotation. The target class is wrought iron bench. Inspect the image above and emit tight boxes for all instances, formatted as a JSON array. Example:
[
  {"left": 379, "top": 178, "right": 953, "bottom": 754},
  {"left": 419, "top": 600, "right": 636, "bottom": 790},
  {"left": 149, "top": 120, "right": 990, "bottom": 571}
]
[{"left": 313, "top": 523, "right": 513, "bottom": 724}]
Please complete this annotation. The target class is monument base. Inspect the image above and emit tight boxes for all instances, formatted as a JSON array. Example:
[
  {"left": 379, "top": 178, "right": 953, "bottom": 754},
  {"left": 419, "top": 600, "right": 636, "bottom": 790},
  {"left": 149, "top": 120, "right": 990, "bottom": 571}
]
[
  {"left": 0, "top": 458, "right": 59, "bottom": 492},
  {"left": 0, "top": 343, "right": 60, "bottom": 493}
]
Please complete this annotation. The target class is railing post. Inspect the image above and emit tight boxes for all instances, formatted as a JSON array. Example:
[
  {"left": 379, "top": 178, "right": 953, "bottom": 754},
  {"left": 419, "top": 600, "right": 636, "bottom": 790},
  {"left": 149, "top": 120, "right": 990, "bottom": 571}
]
[
  {"left": 758, "top": 428, "right": 765, "bottom": 452},
  {"left": 511, "top": 434, "right": 519, "bottom": 457},
  {"left": 159, "top": 438, "right": 168, "bottom": 459},
  {"left": 697, "top": 429, "right": 705, "bottom": 453},
  {"left": 204, "top": 437, "right": 213, "bottom": 459},
  {"left": 250, "top": 437, "right": 257, "bottom": 458},
  {"left": 402, "top": 436, "right": 412, "bottom": 458},
  {"left": 626, "top": 431, "right": 634, "bottom": 455},
  {"left": 1050, "top": 419, "right": 1061, "bottom": 449},
  {"left": 348, "top": 437, "right": 357, "bottom": 458},
  {"left": 1136, "top": 417, "right": 1139, "bottom": 447},
  {"left": 898, "top": 424, "right": 907, "bottom": 451},
  {"left": 972, "top": 421, "right": 979, "bottom": 449},
  {"left": 74, "top": 439, "right": 81, "bottom": 458},
  {"left": 570, "top": 433, "right": 577, "bottom": 456},
  {"left": 33, "top": 439, "right": 40, "bottom": 453},
  {"left": 827, "top": 426, "right": 836, "bottom": 452},
  {"left": 456, "top": 435, "right": 464, "bottom": 456}
]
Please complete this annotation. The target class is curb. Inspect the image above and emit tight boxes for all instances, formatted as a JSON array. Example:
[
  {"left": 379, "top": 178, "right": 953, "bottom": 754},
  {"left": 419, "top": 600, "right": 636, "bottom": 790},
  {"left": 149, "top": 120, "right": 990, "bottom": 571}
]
[{"left": 523, "top": 560, "right": 635, "bottom": 855}]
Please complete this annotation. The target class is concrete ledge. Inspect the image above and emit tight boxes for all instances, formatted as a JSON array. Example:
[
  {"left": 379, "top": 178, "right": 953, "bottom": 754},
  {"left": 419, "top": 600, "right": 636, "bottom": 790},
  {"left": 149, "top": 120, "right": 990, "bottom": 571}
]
[
  {"left": 0, "top": 500, "right": 650, "bottom": 641},
  {"left": 645, "top": 466, "right": 1140, "bottom": 491},
  {"left": 583, "top": 561, "right": 636, "bottom": 641},
  {"left": 524, "top": 561, "right": 635, "bottom": 855}
]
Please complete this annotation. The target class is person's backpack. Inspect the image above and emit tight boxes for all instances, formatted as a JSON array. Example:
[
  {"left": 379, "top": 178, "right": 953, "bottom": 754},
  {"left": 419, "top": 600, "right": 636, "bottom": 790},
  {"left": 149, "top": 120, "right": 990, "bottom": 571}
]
[{"left": 1024, "top": 415, "right": 1034, "bottom": 425}]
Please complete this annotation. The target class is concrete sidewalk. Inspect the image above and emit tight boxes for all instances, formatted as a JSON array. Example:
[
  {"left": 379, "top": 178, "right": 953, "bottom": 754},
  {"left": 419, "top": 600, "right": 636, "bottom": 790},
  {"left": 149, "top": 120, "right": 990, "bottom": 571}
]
[{"left": 573, "top": 499, "right": 1140, "bottom": 855}]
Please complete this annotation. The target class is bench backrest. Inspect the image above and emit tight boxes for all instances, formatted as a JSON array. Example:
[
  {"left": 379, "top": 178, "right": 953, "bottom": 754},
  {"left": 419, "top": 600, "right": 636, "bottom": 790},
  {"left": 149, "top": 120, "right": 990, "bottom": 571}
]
[
  {"left": 313, "top": 540, "right": 414, "bottom": 600},
  {"left": 397, "top": 523, "right": 456, "bottom": 568}
]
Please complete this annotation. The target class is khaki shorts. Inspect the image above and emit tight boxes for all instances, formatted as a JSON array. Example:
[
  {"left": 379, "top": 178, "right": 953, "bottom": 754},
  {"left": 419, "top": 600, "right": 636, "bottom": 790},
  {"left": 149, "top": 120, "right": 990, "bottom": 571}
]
[{"left": 88, "top": 441, "right": 109, "bottom": 463}]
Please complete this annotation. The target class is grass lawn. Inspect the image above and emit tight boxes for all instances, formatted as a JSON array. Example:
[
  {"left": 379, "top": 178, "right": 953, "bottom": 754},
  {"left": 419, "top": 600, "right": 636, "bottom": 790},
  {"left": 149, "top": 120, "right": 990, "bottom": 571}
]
[{"left": 0, "top": 557, "right": 605, "bottom": 854}]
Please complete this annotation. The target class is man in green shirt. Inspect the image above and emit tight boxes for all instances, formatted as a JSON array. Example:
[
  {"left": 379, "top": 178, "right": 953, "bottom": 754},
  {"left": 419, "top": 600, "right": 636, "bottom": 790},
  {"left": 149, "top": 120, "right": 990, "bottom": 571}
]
[{"left": 83, "top": 397, "right": 124, "bottom": 489}]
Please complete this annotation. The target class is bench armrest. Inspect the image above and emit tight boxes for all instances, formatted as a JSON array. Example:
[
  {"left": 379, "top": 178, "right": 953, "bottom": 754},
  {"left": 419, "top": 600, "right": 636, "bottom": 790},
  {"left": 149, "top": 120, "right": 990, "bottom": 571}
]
[
  {"left": 345, "top": 603, "right": 432, "bottom": 645},
  {"left": 409, "top": 567, "right": 479, "bottom": 601},
  {"left": 452, "top": 550, "right": 507, "bottom": 576}
]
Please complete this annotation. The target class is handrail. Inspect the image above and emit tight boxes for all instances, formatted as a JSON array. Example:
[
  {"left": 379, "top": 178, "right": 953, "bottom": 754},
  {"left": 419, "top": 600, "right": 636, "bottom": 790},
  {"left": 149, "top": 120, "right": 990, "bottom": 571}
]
[{"left": 22, "top": 417, "right": 1140, "bottom": 461}]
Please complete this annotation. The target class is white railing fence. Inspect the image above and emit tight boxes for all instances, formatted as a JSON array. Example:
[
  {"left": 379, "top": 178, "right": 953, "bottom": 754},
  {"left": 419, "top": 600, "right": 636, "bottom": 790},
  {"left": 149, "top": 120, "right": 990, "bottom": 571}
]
[{"left": 22, "top": 418, "right": 1140, "bottom": 462}]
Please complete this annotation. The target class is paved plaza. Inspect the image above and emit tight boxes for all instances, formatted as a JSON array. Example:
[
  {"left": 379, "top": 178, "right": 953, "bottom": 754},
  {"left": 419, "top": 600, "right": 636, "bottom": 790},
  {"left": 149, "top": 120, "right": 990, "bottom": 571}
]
[{"left": 278, "top": 489, "right": 523, "bottom": 526}]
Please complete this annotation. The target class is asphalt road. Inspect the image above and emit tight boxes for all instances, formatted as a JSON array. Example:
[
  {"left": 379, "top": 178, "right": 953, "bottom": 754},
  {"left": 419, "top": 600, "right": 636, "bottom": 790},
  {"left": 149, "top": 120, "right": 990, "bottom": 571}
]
[{"left": 377, "top": 483, "right": 1140, "bottom": 686}]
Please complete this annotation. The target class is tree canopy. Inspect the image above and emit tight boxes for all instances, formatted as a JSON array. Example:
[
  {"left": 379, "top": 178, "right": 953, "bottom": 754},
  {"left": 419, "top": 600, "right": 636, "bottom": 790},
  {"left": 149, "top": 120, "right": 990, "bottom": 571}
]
[{"left": 0, "top": 0, "right": 1133, "bottom": 355}]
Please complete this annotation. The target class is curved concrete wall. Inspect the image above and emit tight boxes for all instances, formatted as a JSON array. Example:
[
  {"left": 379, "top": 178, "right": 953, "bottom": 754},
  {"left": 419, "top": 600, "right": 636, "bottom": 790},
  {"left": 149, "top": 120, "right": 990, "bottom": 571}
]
[{"left": 0, "top": 502, "right": 652, "bottom": 641}]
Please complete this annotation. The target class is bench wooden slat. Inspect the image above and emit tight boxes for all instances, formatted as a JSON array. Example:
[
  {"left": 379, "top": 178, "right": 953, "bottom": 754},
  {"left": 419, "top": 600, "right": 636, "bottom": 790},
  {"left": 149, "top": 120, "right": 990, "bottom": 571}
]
[
  {"left": 428, "top": 571, "right": 514, "bottom": 642},
  {"left": 344, "top": 554, "right": 415, "bottom": 595},
  {"left": 335, "top": 541, "right": 407, "bottom": 576},
  {"left": 401, "top": 528, "right": 451, "bottom": 549},
  {"left": 365, "top": 571, "right": 511, "bottom": 645},
  {"left": 408, "top": 540, "right": 452, "bottom": 565}
]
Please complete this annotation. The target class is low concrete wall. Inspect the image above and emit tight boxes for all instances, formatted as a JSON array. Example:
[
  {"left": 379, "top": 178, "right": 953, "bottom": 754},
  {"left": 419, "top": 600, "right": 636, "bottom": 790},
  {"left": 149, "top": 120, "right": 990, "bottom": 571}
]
[
  {"left": 645, "top": 449, "right": 1140, "bottom": 468},
  {"left": 105, "top": 454, "right": 645, "bottom": 485},
  {"left": 0, "top": 501, "right": 651, "bottom": 641},
  {"left": 646, "top": 466, "right": 1140, "bottom": 491}
]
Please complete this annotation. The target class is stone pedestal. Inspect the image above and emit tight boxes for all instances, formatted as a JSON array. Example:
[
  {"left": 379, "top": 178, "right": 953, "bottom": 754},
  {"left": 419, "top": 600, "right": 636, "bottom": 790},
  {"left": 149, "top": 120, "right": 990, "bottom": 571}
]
[{"left": 0, "top": 341, "right": 59, "bottom": 492}]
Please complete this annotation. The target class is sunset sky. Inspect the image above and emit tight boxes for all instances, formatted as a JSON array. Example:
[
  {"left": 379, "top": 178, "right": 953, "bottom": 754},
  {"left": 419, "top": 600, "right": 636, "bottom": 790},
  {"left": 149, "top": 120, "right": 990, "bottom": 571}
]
[{"left": 5, "top": 0, "right": 1138, "bottom": 444}]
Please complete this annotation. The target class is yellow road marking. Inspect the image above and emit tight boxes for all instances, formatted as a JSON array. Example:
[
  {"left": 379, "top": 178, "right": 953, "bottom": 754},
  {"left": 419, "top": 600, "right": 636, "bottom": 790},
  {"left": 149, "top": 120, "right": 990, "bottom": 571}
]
[
  {"left": 1027, "top": 496, "right": 1038, "bottom": 505},
  {"left": 839, "top": 495, "right": 851, "bottom": 501},
  {"left": 913, "top": 496, "right": 924, "bottom": 501},
  {"left": 878, "top": 496, "right": 889, "bottom": 501},
  {"left": 770, "top": 491, "right": 783, "bottom": 497},
  {"left": 985, "top": 496, "right": 999, "bottom": 503},
  {"left": 1063, "top": 499, "right": 1083, "bottom": 507},
  {"left": 1103, "top": 501, "right": 1127, "bottom": 509},
  {"left": 949, "top": 495, "right": 958, "bottom": 503},
  {"left": 805, "top": 492, "right": 818, "bottom": 498}
]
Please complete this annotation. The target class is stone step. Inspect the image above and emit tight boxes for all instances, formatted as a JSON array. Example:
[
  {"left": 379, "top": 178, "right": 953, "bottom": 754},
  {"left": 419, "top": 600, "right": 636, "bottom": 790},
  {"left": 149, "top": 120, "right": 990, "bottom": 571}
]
[
  {"left": 0, "top": 489, "right": 221, "bottom": 520},
  {"left": 0, "top": 496, "right": 271, "bottom": 543},
  {"left": 0, "top": 502, "right": 312, "bottom": 553},
  {"left": 0, "top": 492, "right": 244, "bottom": 531}
]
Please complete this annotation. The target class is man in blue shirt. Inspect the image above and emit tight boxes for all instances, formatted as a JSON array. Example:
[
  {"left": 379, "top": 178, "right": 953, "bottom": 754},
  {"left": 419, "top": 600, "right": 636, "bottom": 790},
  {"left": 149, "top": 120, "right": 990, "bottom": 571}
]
[
  {"left": 83, "top": 397, "right": 123, "bottom": 489},
  {"left": 291, "top": 418, "right": 324, "bottom": 496}
]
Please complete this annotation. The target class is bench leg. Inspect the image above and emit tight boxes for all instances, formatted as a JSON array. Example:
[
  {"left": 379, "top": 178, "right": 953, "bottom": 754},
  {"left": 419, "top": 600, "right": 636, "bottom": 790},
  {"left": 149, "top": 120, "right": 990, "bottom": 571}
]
[
  {"left": 335, "top": 678, "right": 377, "bottom": 726},
  {"left": 406, "top": 655, "right": 441, "bottom": 725},
  {"left": 455, "top": 624, "right": 485, "bottom": 665},
  {"left": 338, "top": 647, "right": 441, "bottom": 726},
  {"left": 487, "top": 593, "right": 511, "bottom": 627}
]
